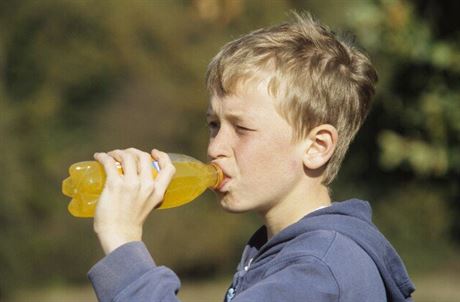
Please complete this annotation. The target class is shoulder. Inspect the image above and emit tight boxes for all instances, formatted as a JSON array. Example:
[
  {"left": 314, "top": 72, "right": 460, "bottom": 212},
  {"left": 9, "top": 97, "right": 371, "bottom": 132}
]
[
  {"left": 277, "top": 229, "right": 381, "bottom": 274},
  {"left": 263, "top": 230, "right": 340, "bottom": 280},
  {"left": 269, "top": 230, "right": 386, "bottom": 300},
  {"left": 276, "top": 228, "right": 371, "bottom": 259}
]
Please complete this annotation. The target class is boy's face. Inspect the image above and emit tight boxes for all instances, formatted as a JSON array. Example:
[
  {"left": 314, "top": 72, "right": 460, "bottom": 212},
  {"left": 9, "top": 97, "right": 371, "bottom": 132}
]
[{"left": 207, "top": 80, "right": 307, "bottom": 214}]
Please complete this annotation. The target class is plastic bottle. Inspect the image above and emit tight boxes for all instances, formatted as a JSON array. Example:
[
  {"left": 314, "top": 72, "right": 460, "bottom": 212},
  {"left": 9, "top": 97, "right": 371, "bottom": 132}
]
[{"left": 62, "top": 153, "right": 223, "bottom": 218}]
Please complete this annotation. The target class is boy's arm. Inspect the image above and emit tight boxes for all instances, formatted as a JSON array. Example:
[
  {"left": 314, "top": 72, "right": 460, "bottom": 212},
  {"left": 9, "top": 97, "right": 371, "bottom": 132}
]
[
  {"left": 89, "top": 149, "right": 181, "bottom": 301},
  {"left": 88, "top": 241, "right": 181, "bottom": 302},
  {"left": 88, "top": 246, "right": 339, "bottom": 302}
]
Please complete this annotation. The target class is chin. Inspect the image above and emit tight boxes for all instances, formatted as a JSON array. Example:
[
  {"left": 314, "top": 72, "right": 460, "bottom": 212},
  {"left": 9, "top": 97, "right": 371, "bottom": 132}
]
[
  {"left": 218, "top": 195, "right": 251, "bottom": 213},
  {"left": 221, "top": 205, "right": 248, "bottom": 214}
]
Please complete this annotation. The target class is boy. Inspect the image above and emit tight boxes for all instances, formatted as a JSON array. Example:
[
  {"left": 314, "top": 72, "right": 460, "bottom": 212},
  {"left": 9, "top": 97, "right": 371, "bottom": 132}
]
[{"left": 88, "top": 13, "right": 415, "bottom": 301}]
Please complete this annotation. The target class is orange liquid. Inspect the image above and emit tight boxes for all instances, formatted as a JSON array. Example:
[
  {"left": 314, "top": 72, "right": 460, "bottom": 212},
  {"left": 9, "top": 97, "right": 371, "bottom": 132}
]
[{"left": 62, "top": 155, "right": 222, "bottom": 218}]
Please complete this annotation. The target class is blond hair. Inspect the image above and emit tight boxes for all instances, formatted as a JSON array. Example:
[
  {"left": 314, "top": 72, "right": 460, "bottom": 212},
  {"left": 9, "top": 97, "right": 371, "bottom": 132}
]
[{"left": 206, "top": 12, "right": 378, "bottom": 185}]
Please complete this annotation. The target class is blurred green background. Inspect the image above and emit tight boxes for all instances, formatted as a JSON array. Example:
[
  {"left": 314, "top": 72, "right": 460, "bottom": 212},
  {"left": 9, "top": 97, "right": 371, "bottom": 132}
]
[{"left": 1, "top": 0, "right": 459, "bottom": 301}]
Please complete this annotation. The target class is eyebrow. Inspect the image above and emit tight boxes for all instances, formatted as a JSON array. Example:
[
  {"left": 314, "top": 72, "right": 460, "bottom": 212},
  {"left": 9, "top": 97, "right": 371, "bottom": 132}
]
[{"left": 206, "top": 112, "right": 248, "bottom": 123}]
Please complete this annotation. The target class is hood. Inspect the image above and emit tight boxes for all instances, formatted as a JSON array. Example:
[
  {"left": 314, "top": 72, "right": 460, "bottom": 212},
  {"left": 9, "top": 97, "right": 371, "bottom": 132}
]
[{"left": 242, "top": 199, "right": 415, "bottom": 302}]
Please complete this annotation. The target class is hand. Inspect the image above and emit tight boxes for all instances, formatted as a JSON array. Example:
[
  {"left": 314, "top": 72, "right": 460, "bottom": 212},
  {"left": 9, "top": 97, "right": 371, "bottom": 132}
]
[{"left": 93, "top": 148, "right": 176, "bottom": 255}]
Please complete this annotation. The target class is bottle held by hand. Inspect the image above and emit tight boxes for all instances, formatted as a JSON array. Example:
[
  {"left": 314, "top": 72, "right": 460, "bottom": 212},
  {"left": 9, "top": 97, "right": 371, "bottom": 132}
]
[{"left": 62, "top": 153, "right": 223, "bottom": 217}]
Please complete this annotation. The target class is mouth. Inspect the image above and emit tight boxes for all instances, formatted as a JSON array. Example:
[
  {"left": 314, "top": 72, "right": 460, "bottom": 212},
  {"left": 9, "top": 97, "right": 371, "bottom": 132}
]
[
  {"left": 217, "top": 176, "right": 231, "bottom": 192},
  {"left": 211, "top": 162, "right": 232, "bottom": 192}
]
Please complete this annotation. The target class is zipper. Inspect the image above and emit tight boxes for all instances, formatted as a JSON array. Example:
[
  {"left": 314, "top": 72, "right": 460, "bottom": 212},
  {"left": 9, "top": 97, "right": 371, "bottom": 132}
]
[
  {"left": 244, "top": 257, "right": 253, "bottom": 271},
  {"left": 225, "top": 257, "right": 254, "bottom": 301}
]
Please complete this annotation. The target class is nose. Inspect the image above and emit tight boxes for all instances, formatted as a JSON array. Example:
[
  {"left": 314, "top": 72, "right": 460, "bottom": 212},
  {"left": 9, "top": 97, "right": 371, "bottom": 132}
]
[{"left": 207, "top": 127, "right": 231, "bottom": 160}]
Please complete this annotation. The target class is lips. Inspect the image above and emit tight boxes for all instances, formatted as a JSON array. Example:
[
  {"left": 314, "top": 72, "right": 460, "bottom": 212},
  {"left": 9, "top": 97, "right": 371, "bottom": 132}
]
[
  {"left": 211, "top": 161, "right": 232, "bottom": 192},
  {"left": 217, "top": 176, "right": 231, "bottom": 192}
]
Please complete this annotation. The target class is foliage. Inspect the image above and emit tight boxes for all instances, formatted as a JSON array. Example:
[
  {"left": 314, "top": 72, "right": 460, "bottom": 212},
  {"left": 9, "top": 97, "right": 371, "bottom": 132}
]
[
  {"left": 373, "top": 184, "right": 453, "bottom": 272},
  {"left": 345, "top": 0, "right": 460, "bottom": 178},
  {"left": 334, "top": 0, "right": 459, "bottom": 245}
]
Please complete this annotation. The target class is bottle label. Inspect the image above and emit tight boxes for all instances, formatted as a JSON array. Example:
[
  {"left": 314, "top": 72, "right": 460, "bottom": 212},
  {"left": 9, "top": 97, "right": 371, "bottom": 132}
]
[{"left": 152, "top": 161, "right": 161, "bottom": 172}]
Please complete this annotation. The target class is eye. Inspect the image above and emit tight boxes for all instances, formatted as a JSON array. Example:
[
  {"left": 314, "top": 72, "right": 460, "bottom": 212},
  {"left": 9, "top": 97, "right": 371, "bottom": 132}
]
[
  {"left": 206, "top": 120, "right": 220, "bottom": 137},
  {"left": 236, "top": 125, "right": 249, "bottom": 131},
  {"left": 235, "top": 125, "right": 254, "bottom": 134},
  {"left": 207, "top": 121, "right": 219, "bottom": 130}
]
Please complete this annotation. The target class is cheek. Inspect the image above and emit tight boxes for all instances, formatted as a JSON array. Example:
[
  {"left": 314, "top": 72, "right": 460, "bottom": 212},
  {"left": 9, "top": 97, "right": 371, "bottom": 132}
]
[{"left": 235, "top": 134, "right": 295, "bottom": 174}]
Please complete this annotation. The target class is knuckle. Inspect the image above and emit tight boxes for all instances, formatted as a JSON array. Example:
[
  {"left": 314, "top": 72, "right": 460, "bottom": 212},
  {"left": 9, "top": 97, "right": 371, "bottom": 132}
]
[
  {"left": 110, "top": 149, "right": 121, "bottom": 154},
  {"left": 139, "top": 153, "right": 151, "bottom": 164},
  {"left": 119, "top": 150, "right": 130, "bottom": 157},
  {"left": 141, "top": 152, "right": 152, "bottom": 160},
  {"left": 126, "top": 147, "right": 139, "bottom": 153}
]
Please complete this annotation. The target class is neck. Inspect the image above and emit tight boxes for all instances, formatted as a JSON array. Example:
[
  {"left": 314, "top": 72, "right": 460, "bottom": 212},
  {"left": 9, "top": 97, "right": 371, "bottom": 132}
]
[{"left": 261, "top": 183, "right": 331, "bottom": 240}]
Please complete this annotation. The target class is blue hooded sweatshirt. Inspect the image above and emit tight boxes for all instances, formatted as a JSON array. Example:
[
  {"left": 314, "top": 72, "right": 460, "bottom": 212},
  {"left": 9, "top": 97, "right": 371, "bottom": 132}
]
[{"left": 88, "top": 199, "right": 415, "bottom": 301}]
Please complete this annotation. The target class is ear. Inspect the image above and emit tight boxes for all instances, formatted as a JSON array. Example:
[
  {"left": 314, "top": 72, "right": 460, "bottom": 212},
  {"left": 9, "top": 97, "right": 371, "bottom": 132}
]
[{"left": 303, "top": 124, "right": 338, "bottom": 170}]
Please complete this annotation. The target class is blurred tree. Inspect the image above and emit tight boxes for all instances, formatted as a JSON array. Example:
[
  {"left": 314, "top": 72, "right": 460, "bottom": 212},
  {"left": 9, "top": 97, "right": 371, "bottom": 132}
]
[
  {"left": 0, "top": 0, "right": 124, "bottom": 296},
  {"left": 0, "top": 0, "right": 265, "bottom": 296},
  {"left": 331, "top": 0, "right": 459, "bottom": 268}
]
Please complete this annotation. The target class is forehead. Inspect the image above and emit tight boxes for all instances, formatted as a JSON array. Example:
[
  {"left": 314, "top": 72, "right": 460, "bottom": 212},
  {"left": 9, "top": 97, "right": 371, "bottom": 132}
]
[{"left": 207, "top": 79, "right": 277, "bottom": 119}]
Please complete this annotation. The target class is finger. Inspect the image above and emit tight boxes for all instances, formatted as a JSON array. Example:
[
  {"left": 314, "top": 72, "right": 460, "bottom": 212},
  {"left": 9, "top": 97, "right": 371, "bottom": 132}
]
[
  {"left": 126, "top": 148, "right": 154, "bottom": 181},
  {"left": 94, "top": 152, "right": 121, "bottom": 180},
  {"left": 151, "top": 149, "right": 171, "bottom": 170},
  {"left": 108, "top": 149, "right": 138, "bottom": 179},
  {"left": 151, "top": 149, "right": 176, "bottom": 194}
]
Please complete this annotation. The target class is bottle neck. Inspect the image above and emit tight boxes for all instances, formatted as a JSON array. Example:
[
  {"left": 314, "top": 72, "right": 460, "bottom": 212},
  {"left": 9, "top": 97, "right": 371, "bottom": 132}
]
[{"left": 209, "top": 163, "right": 224, "bottom": 189}]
